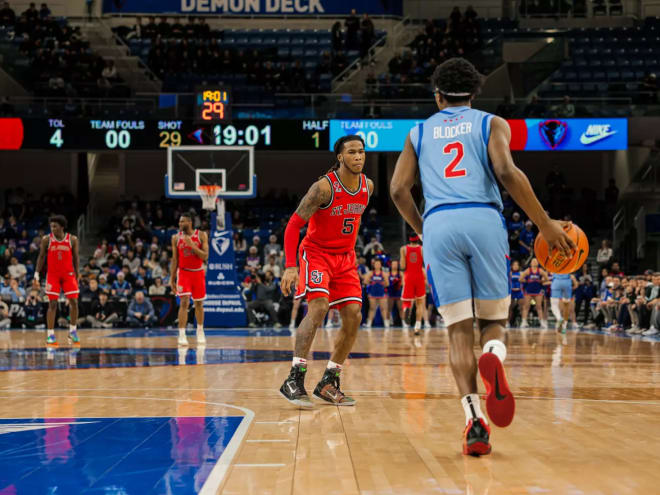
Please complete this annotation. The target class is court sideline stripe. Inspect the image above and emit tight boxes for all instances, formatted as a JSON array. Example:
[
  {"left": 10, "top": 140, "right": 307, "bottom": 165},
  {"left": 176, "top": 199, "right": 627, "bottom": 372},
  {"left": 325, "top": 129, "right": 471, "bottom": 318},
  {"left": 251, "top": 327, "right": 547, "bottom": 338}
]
[{"left": 0, "top": 394, "right": 254, "bottom": 494}]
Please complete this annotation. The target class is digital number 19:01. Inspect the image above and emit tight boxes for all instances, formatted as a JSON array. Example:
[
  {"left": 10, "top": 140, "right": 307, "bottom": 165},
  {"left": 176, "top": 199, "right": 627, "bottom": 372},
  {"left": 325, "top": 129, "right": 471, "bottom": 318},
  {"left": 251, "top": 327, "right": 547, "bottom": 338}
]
[{"left": 213, "top": 125, "right": 271, "bottom": 146}]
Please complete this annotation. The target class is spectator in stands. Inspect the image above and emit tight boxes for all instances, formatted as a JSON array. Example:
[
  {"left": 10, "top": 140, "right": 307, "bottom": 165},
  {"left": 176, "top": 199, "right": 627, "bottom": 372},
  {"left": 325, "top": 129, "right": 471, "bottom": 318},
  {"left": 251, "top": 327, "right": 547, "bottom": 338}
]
[
  {"left": 22, "top": 2, "right": 37, "bottom": 21},
  {"left": 144, "top": 16, "right": 157, "bottom": 39},
  {"left": 264, "top": 255, "right": 281, "bottom": 279},
  {"left": 331, "top": 21, "right": 343, "bottom": 51},
  {"left": 79, "top": 278, "right": 100, "bottom": 307},
  {"left": 123, "top": 249, "right": 140, "bottom": 275},
  {"left": 81, "top": 291, "right": 117, "bottom": 328},
  {"left": 0, "top": 299, "right": 9, "bottom": 329},
  {"left": 597, "top": 239, "right": 613, "bottom": 269},
  {"left": 465, "top": 5, "right": 478, "bottom": 20},
  {"left": 127, "top": 290, "right": 155, "bottom": 327},
  {"left": 7, "top": 257, "right": 26, "bottom": 282},
  {"left": 345, "top": 8, "right": 359, "bottom": 50},
  {"left": 23, "top": 289, "right": 44, "bottom": 328},
  {"left": 610, "top": 261, "right": 624, "bottom": 277},
  {"left": 640, "top": 273, "right": 660, "bottom": 335},
  {"left": 1, "top": 278, "right": 25, "bottom": 303},
  {"left": 523, "top": 95, "right": 546, "bottom": 117},
  {"left": 264, "top": 234, "right": 280, "bottom": 258},
  {"left": 0, "top": 2, "right": 16, "bottom": 25},
  {"left": 157, "top": 16, "right": 170, "bottom": 37},
  {"left": 148, "top": 277, "right": 166, "bottom": 296},
  {"left": 362, "top": 236, "right": 384, "bottom": 260},
  {"left": 556, "top": 95, "right": 575, "bottom": 118},
  {"left": 197, "top": 17, "right": 210, "bottom": 38},
  {"left": 39, "top": 2, "right": 50, "bottom": 18},
  {"left": 518, "top": 221, "right": 535, "bottom": 262},
  {"left": 245, "top": 246, "right": 260, "bottom": 270},
  {"left": 250, "top": 235, "right": 263, "bottom": 260},
  {"left": 507, "top": 211, "right": 524, "bottom": 258},
  {"left": 111, "top": 271, "right": 132, "bottom": 301},
  {"left": 233, "top": 232, "right": 247, "bottom": 253},
  {"left": 360, "top": 13, "right": 375, "bottom": 59},
  {"left": 170, "top": 17, "right": 184, "bottom": 38},
  {"left": 246, "top": 270, "right": 281, "bottom": 328}
]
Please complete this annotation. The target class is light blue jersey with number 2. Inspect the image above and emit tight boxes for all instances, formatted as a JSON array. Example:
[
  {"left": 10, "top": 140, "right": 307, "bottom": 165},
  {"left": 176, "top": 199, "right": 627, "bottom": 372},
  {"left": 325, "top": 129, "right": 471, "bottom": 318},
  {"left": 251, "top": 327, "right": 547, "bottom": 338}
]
[{"left": 410, "top": 106, "right": 510, "bottom": 310}]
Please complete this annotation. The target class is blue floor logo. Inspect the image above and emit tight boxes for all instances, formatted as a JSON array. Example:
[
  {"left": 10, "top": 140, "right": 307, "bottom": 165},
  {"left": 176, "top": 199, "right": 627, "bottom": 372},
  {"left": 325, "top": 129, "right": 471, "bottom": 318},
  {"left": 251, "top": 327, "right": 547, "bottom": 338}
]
[{"left": 0, "top": 416, "right": 244, "bottom": 494}]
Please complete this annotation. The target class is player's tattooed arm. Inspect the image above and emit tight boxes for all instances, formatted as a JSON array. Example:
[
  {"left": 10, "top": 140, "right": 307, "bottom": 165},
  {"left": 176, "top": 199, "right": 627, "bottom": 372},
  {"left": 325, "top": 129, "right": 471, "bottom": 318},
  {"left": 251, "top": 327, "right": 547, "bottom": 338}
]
[
  {"left": 35, "top": 235, "right": 49, "bottom": 275},
  {"left": 295, "top": 178, "right": 332, "bottom": 221},
  {"left": 169, "top": 234, "right": 179, "bottom": 291}
]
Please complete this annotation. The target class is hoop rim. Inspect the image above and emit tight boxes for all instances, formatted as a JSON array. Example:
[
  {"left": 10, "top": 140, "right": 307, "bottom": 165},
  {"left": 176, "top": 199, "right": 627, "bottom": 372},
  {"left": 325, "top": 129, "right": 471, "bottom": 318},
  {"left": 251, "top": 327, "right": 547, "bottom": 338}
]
[{"left": 197, "top": 184, "right": 223, "bottom": 210}]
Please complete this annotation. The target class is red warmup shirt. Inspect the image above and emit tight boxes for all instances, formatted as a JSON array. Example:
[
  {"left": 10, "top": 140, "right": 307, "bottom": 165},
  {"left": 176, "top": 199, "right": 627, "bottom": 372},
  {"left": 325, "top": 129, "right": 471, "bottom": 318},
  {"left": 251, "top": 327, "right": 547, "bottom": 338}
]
[
  {"left": 404, "top": 244, "right": 424, "bottom": 280},
  {"left": 177, "top": 229, "right": 203, "bottom": 270},
  {"left": 47, "top": 233, "right": 74, "bottom": 275},
  {"left": 301, "top": 171, "right": 370, "bottom": 254}
]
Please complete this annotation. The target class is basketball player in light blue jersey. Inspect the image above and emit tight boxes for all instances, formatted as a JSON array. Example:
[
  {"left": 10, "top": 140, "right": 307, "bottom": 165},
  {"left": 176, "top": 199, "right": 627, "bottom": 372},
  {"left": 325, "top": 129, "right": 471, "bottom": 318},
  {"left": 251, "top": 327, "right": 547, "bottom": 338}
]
[
  {"left": 390, "top": 58, "right": 575, "bottom": 456},
  {"left": 550, "top": 273, "right": 578, "bottom": 333}
]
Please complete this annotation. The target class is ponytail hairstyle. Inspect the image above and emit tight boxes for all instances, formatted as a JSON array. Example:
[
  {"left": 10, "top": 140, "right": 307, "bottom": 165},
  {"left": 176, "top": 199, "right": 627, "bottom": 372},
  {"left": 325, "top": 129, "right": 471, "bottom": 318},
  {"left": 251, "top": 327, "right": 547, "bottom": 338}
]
[{"left": 321, "top": 134, "right": 366, "bottom": 178}]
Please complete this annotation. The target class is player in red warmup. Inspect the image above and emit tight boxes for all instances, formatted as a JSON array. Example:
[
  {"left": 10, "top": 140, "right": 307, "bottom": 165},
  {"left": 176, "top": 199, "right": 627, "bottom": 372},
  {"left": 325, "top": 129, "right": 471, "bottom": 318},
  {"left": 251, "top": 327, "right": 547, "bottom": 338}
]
[
  {"left": 170, "top": 212, "right": 209, "bottom": 347},
  {"left": 35, "top": 215, "right": 80, "bottom": 346},
  {"left": 400, "top": 234, "right": 430, "bottom": 333},
  {"left": 279, "top": 135, "right": 374, "bottom": 408}
]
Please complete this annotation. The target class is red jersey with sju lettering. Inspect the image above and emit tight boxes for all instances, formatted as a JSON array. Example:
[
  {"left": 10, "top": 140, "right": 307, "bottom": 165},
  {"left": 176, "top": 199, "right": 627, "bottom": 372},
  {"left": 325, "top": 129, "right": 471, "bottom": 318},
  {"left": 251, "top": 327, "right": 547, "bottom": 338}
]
[
  {"left": 177, "top": 229, "right": 204, "bottom": 271},
  {"left": 47, "top": 233, "right": 74, "bottom": 275},
  {"left": 404, "top": 244, "right": 424, "bottom": 280},
  {"left": 301, "top": 171, "right": 370, "bottom": 254}
]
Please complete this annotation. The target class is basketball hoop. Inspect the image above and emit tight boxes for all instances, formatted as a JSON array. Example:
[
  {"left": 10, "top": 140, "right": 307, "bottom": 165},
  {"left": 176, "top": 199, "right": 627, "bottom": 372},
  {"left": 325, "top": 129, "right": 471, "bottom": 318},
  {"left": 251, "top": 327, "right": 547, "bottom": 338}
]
[
  {"left": 198, "top": 185, "right": 222, "bottom": 211},
  {"left": 198, "top": 184, "right": 226, "bottom": 230}
]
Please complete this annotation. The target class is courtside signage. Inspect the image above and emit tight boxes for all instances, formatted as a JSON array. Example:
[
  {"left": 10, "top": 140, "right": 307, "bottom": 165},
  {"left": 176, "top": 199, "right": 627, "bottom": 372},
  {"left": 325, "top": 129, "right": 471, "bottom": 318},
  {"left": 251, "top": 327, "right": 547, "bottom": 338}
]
[{"left": 102, "top": 0, "right": 403, "bottom": 15}]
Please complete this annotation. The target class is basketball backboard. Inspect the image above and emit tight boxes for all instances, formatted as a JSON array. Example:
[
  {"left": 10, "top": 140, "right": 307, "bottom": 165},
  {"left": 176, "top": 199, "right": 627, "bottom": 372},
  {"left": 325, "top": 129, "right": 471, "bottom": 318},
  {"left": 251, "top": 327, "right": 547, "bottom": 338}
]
[{"left": 165, "top": 146, "right": 256, "bottom": 199}]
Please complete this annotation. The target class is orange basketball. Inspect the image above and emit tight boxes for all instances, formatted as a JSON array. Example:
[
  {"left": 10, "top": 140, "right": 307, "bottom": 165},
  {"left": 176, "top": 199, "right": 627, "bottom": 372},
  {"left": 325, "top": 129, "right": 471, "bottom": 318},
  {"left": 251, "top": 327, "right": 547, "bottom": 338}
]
[{"left": 534, "top": 223, "right": 589, "bottom": 274}]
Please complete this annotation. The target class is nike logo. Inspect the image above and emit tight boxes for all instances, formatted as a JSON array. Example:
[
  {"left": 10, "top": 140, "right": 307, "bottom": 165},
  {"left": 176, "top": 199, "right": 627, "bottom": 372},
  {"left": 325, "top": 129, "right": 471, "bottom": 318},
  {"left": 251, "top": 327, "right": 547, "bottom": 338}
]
[
  {"left": 575, "top": 249, "right": 584, "bottom": 265},
  {"left": 579, "top": 130, "right": 617, "bottom": 145},
  {"left": 325, "top": 390, "right": 340, "bottom": 402},
  {"left": 287, "top": 382, "right": 296, "bottom": 395},
  {"left": 494, "top": 372, "right": 507, "bottom": 401}
]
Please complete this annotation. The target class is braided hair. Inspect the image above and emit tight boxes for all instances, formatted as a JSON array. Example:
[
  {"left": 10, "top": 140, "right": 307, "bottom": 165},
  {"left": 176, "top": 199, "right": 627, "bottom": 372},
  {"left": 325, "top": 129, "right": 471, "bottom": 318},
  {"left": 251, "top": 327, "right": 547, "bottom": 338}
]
[{"left": 321, "top": 134, "right": 366, "bottom": 178}]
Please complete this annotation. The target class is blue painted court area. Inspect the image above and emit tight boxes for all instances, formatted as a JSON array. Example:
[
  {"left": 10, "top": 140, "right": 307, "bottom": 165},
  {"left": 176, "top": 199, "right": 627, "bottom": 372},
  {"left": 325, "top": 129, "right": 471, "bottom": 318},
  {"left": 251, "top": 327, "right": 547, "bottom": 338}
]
[
  {"left": 0, "top": 347, "right": 409, "bottom": 371},
  {"left": 109, "top": 327, "right": 293, "bottom": 338},
  {"left": 0, "top": 416, "right": 243, "bottom": 494}
]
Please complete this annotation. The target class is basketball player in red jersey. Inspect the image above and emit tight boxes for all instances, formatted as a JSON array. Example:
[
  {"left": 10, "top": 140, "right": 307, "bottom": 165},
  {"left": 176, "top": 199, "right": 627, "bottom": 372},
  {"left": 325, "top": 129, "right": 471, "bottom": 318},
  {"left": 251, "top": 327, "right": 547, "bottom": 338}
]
[
  {"left": 279, "top": 135, "right": 373, "bottom": 408},
  {"left": 35, "top": 215, "right": 80, "bottom": 346},
  {"left": 170, "top": 212, "right": 209, "bottom": 347},
  {"left": 400, "top": 234, "right": 430, "bottom": 334}
]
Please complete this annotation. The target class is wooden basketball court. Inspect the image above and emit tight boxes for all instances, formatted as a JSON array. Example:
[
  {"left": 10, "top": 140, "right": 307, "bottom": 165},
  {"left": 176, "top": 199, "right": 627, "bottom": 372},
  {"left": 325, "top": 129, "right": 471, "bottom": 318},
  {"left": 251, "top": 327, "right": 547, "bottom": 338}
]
[{"left": 0, "top": 326, "right": 658, "bottom": 494}]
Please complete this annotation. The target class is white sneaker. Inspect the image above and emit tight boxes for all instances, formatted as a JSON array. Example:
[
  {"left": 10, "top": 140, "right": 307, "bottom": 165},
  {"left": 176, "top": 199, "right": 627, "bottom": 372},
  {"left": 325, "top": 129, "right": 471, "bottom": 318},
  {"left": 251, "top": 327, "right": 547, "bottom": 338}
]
[
  {"left": 642, "top": 327, "right": 659, "bottom": 336},
  {"left": 541, "top": 320, "right": 548, "bottom": 329},
  {"left": 424, "top": 321, "right": 431, "bottom": 329},
  {"left": 289, "top": 321, "right": 295, "bottom": 330},
  {"left": 402, "top": 321, "right": 410, "bottom": 329},
  {"left": 632, "top": 327, "right": 645, "bottom": 334},
  {"left": 520, "top": 320, "right": 529, "bottom": 329},
  {"left": 363, "top": 321, "right": 372, "bottom": 328},
  {"left": 196, "top": 331, "right": 206, "bottom": 345},
  {"left": 384, "top": 320, "right": 391, "bottom": 328},
  {"left": 325, "top": 320, "right": 334, "bottom": 328},
  {"left": 178, "top": 334, "right": 189, "bottom": 346}
]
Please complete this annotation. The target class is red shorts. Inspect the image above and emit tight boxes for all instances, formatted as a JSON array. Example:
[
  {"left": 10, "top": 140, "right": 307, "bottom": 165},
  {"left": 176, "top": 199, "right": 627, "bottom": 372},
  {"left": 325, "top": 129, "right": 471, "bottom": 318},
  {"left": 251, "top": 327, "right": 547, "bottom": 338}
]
[
  {"left": 46, "top": 271, "right": 79, "bottom": 301},
  {"left": 177, "top": 268, "right": 206, "bottom": 301},
  {"left": 402, "top": 275, "right": 425, "bottom": 301},
  {"left": 295, "top": 245, "right": 362, "bottom": 309}
]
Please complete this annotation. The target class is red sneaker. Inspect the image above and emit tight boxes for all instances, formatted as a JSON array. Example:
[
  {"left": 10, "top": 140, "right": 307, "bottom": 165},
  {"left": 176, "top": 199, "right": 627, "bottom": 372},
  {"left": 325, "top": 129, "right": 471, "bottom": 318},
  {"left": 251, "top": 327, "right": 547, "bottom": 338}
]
[
  {"left": 478, "top": 352, "right": 515, "bottom": 427},
  {"left": 462, "top": 417, "right": 491, "bottom": 456}
]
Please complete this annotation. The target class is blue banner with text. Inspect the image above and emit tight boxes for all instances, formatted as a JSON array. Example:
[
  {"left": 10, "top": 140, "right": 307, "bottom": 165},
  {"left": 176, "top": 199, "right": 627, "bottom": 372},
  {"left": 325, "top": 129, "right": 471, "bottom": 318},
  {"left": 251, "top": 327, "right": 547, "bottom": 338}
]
[
  {"left": 103, "top": 0, "right": 403, "bottom": 16},
  {"left": 205, "top": 213, "right": 247, "bottom": 327}
]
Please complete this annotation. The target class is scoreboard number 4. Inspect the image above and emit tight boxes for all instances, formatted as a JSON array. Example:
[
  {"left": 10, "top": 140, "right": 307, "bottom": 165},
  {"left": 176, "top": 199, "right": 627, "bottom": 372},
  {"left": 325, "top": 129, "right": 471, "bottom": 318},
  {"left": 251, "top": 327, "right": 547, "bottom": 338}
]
[{"left": 49, "top": 129, "right": 63, "bottom": 148}]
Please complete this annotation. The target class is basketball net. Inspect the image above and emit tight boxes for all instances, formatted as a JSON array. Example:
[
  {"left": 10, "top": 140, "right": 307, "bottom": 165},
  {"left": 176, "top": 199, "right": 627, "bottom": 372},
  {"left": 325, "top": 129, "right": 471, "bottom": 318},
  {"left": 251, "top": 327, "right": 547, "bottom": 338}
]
[{"left": 197, "top": 185, "right": 226, "bottom": 231}]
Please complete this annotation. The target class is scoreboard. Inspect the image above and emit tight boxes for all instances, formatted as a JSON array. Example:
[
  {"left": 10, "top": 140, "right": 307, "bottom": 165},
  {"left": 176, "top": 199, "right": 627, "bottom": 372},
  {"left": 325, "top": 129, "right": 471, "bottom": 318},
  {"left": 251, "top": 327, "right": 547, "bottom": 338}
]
[
  {"left": 0, "top": 118, "right": 329, "bottom": 151},
  {"left": 0, "top": 117, "right": 628, "bottom": 152}
]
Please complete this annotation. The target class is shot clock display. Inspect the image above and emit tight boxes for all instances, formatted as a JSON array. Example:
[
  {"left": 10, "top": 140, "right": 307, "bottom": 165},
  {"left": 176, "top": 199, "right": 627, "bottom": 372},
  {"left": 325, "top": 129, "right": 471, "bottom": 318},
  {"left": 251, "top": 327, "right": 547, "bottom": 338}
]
[{"left": 195, "top": 86, "right": 231, "bottom": 123}]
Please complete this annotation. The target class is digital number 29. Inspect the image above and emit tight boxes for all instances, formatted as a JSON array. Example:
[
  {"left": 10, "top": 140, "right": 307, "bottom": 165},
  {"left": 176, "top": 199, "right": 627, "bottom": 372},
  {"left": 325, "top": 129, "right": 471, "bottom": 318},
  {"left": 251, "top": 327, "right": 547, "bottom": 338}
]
[
  {"left": 443, "top": 141, "right": 466, "bottom": 178},
  {"left": 202, "top": 101, "right": 224, "bottom": 120}
]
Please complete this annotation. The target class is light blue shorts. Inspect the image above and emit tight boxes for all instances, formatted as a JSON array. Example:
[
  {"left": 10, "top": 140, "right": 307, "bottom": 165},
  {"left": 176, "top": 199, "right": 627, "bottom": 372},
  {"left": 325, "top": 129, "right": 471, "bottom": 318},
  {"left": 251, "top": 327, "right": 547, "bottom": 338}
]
[
  {"left": 551, "top": 280, "right": 572, "bottom": 300},
  {"left": 423, "top": 204, "right": 510, "bottom": 307}
]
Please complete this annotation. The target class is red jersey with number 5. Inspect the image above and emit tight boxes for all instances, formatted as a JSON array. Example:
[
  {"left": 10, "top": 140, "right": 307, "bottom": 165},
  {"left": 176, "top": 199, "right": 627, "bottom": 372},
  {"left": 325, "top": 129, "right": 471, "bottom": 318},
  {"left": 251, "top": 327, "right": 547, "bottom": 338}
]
[
  {"left": 47, "top": 233, "right": 74, "bottom": 275},
  {"left": 301, "top": 171, "right": 370, "bottom": 254}
]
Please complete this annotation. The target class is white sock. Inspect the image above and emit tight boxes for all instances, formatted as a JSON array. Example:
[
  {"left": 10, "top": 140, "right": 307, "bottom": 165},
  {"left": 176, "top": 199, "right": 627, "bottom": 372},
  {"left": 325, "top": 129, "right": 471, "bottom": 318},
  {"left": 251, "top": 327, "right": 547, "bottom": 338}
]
[
  {"left": 48, "top": 329, "right": 55, "bottom": 336},
  {"left": 461, "top": 393, "right": 487, "bottom": 425},
  {"left": 550, "top": 298, "right": 561, "bottom": 321},
  {"left": 69, "top": 325, "right": 76, "bottom": 333},
  {"left": 178, "top": 328, "right": 186, "bottom": 337},
  {"left": 326, "top": 360, "right": 342, "bottom": 370},
  {"left": 197, "top": 324, "right": 204, "bottom": 333},
  {"left": 292, "top": 357, "right": 307, "bottom": 367},
  {"left": 483, "top": 339, "right": 507, "bottom": 363}
]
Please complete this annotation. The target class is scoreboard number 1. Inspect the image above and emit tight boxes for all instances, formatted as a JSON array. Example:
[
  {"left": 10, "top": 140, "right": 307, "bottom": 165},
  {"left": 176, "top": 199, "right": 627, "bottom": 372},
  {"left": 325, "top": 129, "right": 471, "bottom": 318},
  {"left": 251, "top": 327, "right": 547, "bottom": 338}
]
[{"left": 49, "top": 129, "right": 63, "bottom": 148}]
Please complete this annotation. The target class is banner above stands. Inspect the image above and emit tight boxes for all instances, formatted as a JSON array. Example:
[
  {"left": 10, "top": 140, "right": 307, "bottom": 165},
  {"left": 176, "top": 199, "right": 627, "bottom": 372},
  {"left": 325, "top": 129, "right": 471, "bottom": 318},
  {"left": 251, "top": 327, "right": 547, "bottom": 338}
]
[{"left": 102, "top": 0, "right": 403, "bottom": 16}]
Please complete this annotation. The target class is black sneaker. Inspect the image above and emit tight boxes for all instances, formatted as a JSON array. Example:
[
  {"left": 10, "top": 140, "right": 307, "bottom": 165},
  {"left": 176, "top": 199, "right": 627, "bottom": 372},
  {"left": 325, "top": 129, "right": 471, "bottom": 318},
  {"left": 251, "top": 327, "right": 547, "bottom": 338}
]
[
  {"left": 279, "top": 365, "right": 314, "bottom": 408},
  {"left": 313, "top": 368, "right": 356, "bottom": 406},
  {"left": 462, "top": 418, "right": 492, "bottom": 456}
]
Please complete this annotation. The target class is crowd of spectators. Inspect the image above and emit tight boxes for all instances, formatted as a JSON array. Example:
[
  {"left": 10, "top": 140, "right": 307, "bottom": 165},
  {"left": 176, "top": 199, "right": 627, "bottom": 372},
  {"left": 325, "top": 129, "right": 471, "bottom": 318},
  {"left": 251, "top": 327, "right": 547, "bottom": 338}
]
[
  {"left": 367, "top": 6, "right": 481, "bottom": 99},
  {"left": 0, "top": 2, "right": 127, "bottom": 97}
]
